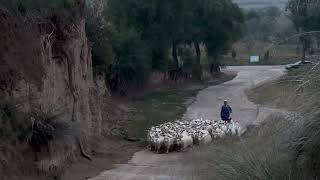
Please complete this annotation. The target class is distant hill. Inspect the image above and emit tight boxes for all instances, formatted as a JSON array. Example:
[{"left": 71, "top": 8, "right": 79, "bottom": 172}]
[{"left": 233, "top": 0, "right": 287, "bottom": 9}]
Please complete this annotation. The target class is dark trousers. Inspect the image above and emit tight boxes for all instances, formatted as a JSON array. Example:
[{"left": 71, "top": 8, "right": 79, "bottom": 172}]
[{"left": 222, "top": 118, "right": 232, "bottom": 123}]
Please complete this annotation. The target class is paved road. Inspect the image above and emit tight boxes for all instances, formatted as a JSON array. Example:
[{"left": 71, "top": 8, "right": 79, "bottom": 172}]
[{"left": 90, "top": 66, "right": 285, "bottom": 180}]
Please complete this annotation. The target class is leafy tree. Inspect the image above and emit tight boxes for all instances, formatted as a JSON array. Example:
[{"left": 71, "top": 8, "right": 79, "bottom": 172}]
[
  {"left": 86, "top": 0, "right": 115, "bottom": 68},
  {"left": 288, "top": 0, "right": 320, "bottom": 31},
  {"left": 204, "top": 0, "right": 243, "bottom": 73},
  {"left": 86, "top": 0, "right": 243, "bottom": 90},
  {"left": 243, "top": 6, "right": 282, "bottom": 41},
  {"left": 288, "top": 0, "right": 320, "bottom": 60}
]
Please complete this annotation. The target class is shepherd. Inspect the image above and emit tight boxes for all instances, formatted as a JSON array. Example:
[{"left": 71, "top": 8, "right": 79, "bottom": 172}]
[{"left": 221, "top": 100, "right": 232, "bottom": 123}]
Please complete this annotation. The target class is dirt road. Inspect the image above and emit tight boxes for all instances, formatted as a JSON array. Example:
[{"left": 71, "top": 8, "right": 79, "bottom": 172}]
[{"left": 90, "top": 66, "right": 285, "bottom": 180}]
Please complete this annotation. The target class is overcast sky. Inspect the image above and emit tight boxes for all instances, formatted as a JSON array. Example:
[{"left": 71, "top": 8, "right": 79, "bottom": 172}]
[{"left": 233, "top": 0, "right": 288, "bottom": 9}]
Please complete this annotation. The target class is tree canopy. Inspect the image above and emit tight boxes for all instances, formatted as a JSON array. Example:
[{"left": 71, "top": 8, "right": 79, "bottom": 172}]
[
  {"left": 85, "top": 0, "right": 243, "bottom": 89},
  {"left": 288, "top": 0, "right": 320, "bottom": 31}
]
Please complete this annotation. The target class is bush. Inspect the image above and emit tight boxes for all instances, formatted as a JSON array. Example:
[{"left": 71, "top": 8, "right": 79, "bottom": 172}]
[
  {"left": 0, "top": 101, "right": 78, "bottom": 148},
  {"left": 0, "top": 101, "right": 82, "bottom": 175},
  {"left": 0, "top": 100, "right": 28, "bottom": 140},
  {"left": 23, "top": 111, "right": 75, "bottom": 148}
]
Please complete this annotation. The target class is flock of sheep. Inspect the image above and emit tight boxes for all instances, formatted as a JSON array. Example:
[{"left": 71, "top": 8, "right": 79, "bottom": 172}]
[{"left": 147, "top": 119, "right": 241, "bottom": 153}]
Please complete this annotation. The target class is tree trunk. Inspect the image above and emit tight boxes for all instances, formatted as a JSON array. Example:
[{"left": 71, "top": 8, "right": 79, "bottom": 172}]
[
  {"left": 210, "top": 57, "right": 221, "bottom": 74},
  {"left": 317, "top": 34, "right": 320, "bottom": 49},
  {"left": 172, "top": 42, "right": 179, "bottom": 69},
  {"left": 299, "top": 28, "right": 306, "bottom": 62},
  {"left": 302, "top": 38, "right": 306, "bottom": 62},
  {"left": 193, "top": 42, "right": 202, "bottom": 80}
]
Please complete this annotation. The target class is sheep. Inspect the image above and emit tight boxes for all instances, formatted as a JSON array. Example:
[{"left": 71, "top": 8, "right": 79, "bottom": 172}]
[
  {"left": 177, "top": 131, "right": 193, "bottom": 151},
  {"left": 200, "top": 130, "right": 212, "bottom": 145},
  {"left": 164, "top": 135, "right": 176, "bottom": 153},
  {"left": 234, "top": 122, "right": 241, "bottom": 136},
  {"left": 212, "top": 127, "right": 226, "bottom": 138},
  {"left": 153, "top": 136, "right": 165, "bottom": 153},
  {"left": 206, "top": 125, "right": 213, "bottom": 137},
  {"left": 147, "top": 118, "right": 242, "bottom": 153}
]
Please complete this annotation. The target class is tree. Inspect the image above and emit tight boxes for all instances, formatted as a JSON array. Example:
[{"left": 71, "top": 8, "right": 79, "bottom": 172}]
[
  {"left": 288, "top": 0, "right": 320, "bottom": 60},
  {"left": 204, "top": 0, "right": 243, "bottom": 73},
  {"left": 85, "top": 0, "right": 244, "bottom": 90},
  {"left": 242, "top": 7, "right": 282, "bottom": 42}
]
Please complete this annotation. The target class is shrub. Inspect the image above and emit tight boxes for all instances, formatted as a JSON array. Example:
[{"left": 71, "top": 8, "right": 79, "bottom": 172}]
[
  {"left": 22, "top": 111, "right": 74, "bottom": 148},
  {"left": 0, "top": 100, "right": 78, "bottom": 147}
]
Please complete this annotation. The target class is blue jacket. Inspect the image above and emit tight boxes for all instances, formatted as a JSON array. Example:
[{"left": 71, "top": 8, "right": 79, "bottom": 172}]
[{"left": 221, "top": 105, "right": 232, "bottom": 120}]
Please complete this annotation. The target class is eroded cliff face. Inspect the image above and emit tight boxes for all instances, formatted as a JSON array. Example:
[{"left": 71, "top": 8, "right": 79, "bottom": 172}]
[{"left": 0, "top": 5, "right": 106, "bottom": 137}]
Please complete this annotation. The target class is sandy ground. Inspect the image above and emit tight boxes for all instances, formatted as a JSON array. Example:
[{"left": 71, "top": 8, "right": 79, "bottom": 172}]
[{"left": 89, "top": 66, "right": 285, "bottom": 180}]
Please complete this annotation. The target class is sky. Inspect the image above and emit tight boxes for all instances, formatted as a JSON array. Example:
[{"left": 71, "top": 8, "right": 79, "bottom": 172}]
[{"left": 233, "top": 0, "right": 288, "bottom": 9}]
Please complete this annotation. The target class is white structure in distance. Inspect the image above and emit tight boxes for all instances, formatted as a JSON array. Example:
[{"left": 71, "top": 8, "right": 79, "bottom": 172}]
[{"left": 250, "top": 55, "right": 260, "bottom": 63}]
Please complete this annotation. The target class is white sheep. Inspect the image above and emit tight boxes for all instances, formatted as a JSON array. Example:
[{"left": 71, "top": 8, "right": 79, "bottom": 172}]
[
  {"left": 212, "top": 127, "right": 226, "bottom": 138},
  {"left": 200, "top": 130, "right": 212, "bottom": 145},
  {"left": 147, "top": 118, "right": 242, "bottom": 153},
  {"left": 177, "top": 131, "right": 193, "bottom": 150},
  {"left": 153, "top": 136, "right": 165, "bottom": 153},
  {"left": 164, "top": 135, "right": 176, "bottom": 153}
]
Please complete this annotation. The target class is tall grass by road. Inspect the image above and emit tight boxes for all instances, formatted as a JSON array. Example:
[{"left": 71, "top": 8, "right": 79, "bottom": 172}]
[
  {"left": 188, "top": 61, "right": 320, "bottom": 180},
  {"left": 187, "top": 116, "right": 304, "bottom": 180}
]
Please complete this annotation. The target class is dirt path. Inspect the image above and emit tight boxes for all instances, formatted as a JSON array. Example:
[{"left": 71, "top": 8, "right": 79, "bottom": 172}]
[{"left": 89, "top": 66, "right": 285, "bottom": 180}]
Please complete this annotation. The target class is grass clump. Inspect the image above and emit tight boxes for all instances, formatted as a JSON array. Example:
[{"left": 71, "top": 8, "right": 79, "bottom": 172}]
[
  {"left": 0, "top": 100, "right": 81, "bottom": 177},
  {"left": 0, "top": 101, "right": 76, "bottom": 147}
]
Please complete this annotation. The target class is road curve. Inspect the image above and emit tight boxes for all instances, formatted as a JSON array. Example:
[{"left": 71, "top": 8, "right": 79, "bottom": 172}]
[{"left": 90, "top": 66, "right": 285, "bottom": 180}]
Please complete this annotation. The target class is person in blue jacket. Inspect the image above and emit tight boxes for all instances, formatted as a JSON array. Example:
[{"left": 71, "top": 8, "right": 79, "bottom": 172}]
[{"left": 221, "top": 100, "right": 232, "bottom": 123}]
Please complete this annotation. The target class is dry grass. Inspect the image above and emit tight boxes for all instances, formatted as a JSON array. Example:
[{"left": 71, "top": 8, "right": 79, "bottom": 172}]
[
  {"left": 246, "top": 81, "right": 300, "bottom": 110},
  {"left": 246, "top": 63, "right": 320, "bottom": 179},
  {"left": 223, "top": 42, "right": 299, "bottom": 65},
  {"left": 187, "top": 115, "right": 304, "bottom": 180},
  {"left": 187, "top": 61, "right": 320, "bottom": 180}
]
